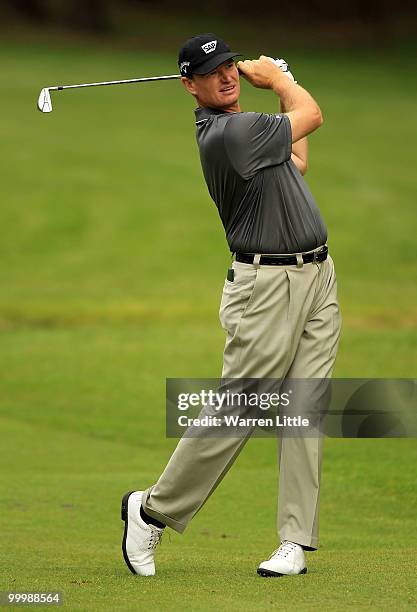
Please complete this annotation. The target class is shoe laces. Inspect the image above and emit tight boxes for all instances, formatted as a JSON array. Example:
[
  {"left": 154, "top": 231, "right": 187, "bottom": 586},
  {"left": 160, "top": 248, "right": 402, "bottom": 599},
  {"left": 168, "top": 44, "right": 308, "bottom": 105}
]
[
  {"left": 147, "top": 526, "right": 163, "bottom": 550},
  {"left": 270, "top": 540, "right": 297, "bottom": 559}
]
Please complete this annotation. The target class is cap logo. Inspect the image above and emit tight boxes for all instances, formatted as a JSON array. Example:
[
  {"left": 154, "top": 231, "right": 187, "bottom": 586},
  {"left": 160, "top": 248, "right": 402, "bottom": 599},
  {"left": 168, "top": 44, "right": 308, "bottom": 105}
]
[
  {"left": 180, "top": 61, "right": 190, "bottom": 75},
  {"left": 201, "top": 40, "right": 217, "bottom": 54}
]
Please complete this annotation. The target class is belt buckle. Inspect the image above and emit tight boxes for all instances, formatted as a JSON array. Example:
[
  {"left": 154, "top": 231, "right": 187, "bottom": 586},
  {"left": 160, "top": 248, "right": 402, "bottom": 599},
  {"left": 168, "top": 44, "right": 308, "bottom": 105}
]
[{"left": 314, "top": 246, "right": 327, "bottom": 264}]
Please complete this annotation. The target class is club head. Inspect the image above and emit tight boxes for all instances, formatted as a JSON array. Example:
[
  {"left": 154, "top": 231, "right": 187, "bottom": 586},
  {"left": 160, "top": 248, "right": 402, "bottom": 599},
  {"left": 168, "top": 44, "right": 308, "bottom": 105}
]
[{"left": 38, "top": 88, "right": 52, "bottom": 113}]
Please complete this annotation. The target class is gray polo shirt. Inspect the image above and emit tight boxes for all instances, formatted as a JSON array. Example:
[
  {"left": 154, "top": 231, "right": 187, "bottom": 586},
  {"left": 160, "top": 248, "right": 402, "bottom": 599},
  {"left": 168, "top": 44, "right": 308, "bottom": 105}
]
[{"left": 195, "top": 106, "right": 328, "bottom": 254}]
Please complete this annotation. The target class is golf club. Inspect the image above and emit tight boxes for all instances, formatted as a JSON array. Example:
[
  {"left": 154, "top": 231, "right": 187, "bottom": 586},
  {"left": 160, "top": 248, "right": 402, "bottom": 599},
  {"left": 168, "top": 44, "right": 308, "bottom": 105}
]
[{"left": 37, "top": 73, "right": 181, "bottom": 113}]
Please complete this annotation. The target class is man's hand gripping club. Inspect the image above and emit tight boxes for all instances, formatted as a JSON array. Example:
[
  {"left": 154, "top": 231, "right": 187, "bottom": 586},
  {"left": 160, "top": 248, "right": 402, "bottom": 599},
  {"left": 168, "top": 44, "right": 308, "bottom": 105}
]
[{"left": 237, "top": 55, "right": 323, "bottom": 143}]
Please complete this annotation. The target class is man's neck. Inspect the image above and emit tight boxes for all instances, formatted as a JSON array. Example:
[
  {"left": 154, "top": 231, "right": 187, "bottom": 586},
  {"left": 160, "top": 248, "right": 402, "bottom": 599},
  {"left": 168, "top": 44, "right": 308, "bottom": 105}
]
[
  {"left": 197, "top": 99, "right": 240, "bottom": 113},
  {"left": 224, "top": 103, "right": 241, "bottom": 113}
]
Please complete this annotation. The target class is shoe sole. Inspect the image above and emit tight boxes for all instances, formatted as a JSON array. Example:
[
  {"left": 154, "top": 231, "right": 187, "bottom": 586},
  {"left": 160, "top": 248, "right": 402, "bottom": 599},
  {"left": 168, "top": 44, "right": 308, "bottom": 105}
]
[
  {"left": 121, "top": 490, "right": 137, "bottom": 575},
  {"left": 257, "top": 567, "right": 307, "bottom": 577}
]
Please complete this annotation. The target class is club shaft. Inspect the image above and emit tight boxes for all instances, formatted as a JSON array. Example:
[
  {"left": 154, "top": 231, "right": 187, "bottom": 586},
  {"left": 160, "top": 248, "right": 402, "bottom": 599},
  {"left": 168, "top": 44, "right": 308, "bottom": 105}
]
[{"left": 49, "top": 74, "right": 181, "bottom": 91}]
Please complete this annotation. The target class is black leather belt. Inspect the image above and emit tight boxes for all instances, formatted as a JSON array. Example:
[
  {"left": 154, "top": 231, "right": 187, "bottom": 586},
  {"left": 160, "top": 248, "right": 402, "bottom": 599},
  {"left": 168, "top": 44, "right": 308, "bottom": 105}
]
[{"left": 235, "top": 246, "right": 328, "bottom": 266}]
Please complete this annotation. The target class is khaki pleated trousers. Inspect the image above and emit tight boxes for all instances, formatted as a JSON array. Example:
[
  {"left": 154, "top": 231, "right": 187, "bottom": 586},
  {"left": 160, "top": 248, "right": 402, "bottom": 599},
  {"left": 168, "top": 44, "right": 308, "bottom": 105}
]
[{"left": 142, "top": 253, "right": 341, "bottom": 549}]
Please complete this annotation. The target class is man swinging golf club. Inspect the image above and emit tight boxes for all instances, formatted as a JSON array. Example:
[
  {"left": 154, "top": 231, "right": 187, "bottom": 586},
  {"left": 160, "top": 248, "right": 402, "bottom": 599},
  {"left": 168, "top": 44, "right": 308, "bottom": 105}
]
[{"left": 121, "top": 33, "right": 341, "bottom": 577}]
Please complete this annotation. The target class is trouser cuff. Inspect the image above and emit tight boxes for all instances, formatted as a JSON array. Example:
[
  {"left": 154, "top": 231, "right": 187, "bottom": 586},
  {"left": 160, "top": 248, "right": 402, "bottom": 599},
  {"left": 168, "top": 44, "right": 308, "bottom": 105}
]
[
  {"left": 141, "top": 486, "right": 187, "bottom": 534},
  {"left": 279, "top": 529, "right": 319, "bottom": 551}
]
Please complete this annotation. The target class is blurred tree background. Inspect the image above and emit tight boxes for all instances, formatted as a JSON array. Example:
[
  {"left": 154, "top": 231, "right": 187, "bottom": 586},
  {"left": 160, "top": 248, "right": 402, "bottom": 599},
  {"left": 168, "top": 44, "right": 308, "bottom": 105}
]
[{"left": 1, "top": 0, "right": 416, "bottom": 49}]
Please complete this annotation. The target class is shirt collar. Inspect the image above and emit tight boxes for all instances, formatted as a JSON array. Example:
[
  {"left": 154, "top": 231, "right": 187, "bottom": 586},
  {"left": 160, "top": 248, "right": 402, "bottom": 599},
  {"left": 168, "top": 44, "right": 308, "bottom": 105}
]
[{"left": 195, "top": 106, "right": 234, "bottom": 123}]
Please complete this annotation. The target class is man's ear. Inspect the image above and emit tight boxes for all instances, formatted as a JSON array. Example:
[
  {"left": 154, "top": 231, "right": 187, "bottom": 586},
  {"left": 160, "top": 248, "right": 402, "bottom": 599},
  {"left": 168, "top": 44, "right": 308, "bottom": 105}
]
[{"left": 181, "top": 76, "right": 197, "bottom": 95}]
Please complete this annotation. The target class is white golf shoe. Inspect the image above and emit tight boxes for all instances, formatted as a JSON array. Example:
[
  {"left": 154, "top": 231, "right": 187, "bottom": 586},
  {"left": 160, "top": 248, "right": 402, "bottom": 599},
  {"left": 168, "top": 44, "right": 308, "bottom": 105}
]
[
  {"left": 257, "top": 540, "right": 307, "bottom": 577},
  {"left": 121, "top": 490, "right": 164, "bottom": 576}
]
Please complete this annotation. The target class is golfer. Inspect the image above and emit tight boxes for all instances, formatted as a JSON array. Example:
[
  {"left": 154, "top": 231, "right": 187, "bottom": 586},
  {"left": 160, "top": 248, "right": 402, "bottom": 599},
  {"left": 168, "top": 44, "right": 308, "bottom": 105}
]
[{"left": 121, "top": 33, "right": 342, "bottom": 577}]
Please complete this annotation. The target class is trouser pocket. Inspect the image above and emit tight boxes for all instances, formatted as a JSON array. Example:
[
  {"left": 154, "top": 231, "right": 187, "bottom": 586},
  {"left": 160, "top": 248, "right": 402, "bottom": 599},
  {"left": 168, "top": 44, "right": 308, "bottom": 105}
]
[{"left": 219, "top": 266, "right": 257, "bottom": 338}]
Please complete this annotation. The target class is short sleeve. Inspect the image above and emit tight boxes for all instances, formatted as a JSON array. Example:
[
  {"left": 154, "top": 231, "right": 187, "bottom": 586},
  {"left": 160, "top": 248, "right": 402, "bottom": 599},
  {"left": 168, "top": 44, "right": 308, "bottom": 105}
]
[{"left": 224, "top": 112, "right": 292, "bottom": 179}]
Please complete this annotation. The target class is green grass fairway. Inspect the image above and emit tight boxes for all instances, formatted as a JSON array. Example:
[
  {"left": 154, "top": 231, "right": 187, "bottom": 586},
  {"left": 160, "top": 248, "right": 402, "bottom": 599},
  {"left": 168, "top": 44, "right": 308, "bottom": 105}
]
[{"left": 0, "top": 36, "right": 416, "bottom": 610}]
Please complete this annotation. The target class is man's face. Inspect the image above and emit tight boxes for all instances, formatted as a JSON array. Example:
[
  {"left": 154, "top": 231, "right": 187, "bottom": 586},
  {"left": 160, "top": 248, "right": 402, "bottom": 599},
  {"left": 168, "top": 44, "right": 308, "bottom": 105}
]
[{"left": 182, "top": 60, "right": 240, "bottom": 111}]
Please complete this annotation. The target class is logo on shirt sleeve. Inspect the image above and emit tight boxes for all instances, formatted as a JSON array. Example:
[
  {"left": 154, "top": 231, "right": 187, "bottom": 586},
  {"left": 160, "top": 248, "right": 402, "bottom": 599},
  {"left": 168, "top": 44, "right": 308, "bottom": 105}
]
[{"left": 201, "top": 40, "right": 217, "bottom": 54}]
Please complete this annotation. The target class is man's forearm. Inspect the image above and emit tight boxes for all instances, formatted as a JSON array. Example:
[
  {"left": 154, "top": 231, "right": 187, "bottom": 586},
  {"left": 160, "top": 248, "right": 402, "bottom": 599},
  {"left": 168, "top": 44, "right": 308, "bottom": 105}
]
[
  {"left": 280, "top": 98, "right": 308, "bottom": 174},
  {"left": 273, "top": 76, "right": 320, "bottom": 117},
  {"left": 291, "top": 139, "right": 308, "bottom": 175},
  {"left": 272, "top": 70, "right": 322, "bottom": 142}
]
